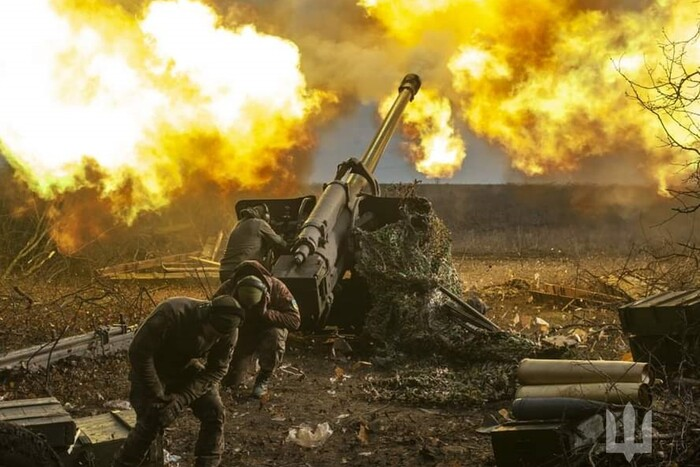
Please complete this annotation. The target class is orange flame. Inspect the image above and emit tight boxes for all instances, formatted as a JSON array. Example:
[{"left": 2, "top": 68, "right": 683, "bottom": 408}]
[
  {"left": 359, "top": 0, "right": 700, "bottom": 190},
  {"left": 380, "top": 89, "right": 465, "bottom": 178},
  {"left": 2, "top": 0, "right": 699, "bottom": 256},
  {"left": 0, "top": 0, "right": 329, "bottom": 249}
]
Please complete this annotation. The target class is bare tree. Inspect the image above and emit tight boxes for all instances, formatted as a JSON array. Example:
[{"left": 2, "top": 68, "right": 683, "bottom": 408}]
[{"left": 620, "top": 26, "right": 700, "bottom": 214}]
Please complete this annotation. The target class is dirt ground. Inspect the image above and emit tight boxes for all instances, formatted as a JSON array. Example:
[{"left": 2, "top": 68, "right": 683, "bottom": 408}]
[{"left": 0, "top": 255, "right": 660, "bottom": 466}]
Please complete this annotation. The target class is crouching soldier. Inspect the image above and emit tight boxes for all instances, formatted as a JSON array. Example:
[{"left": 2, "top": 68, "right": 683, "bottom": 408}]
[
  {"left": 214, "top": 260, "right": 300, "bottom": 398},
  {"left": 219, "top": 204, "right": 287, "bottom": 283},
  {"left": 112, "top": 296, "right": 245, "bottom": 467}
]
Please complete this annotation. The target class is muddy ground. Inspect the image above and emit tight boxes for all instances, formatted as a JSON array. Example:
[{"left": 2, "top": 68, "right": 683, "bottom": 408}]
[{"left": 0, "top": 255, "right": 678, "bottom": 466}]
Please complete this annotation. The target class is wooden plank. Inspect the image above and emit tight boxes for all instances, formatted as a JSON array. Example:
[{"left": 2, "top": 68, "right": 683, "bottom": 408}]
[
  {"left": 599, "top": 273, "right": 667, "bottom": 301},
  {"left": 76, "top": 412, "right": 130, "bottom": 444},
  {"left": 530, "top": 283, "right": 624, "bottom": 305},
  {"left": 0, "top": 397, "right": 60, "bottom": 409},
  {"left": 113, "top": 409, "right": 137, "bottom": 428},
  {"left": 104, "top": 271, "right": 219, "bottom": 280},
  {"left": 97, "top": 252, "right": 199, "bottom": 275},
  {"left": 188, "top": 256, "right": 221, "bottom": 267},
  {"left": 160, "top": 263, "right": 218, "bottom": 272}
]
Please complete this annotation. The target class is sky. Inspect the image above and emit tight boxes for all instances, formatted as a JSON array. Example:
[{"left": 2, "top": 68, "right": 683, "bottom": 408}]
[
  {"left": 310, "top": 103, "right": 655, "bottom": 186},
  {"left": 311, "top": 104, "right": 509, "bottom": 184}
]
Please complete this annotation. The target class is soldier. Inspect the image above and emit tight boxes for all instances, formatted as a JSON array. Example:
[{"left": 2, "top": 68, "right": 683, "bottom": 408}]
[
  {"left": 214, "top": 260, "right": 300, "bottom": 398},
  {"left": 112, "top": 296, "right": 245, "bottom": 467},
  {"left": 219, "top": 204, "right": 287, "bottom": 283}
]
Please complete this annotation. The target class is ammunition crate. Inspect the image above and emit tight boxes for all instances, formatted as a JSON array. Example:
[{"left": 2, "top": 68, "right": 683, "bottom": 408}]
[
  {"left": 0, "top": 397, "right": 76, "bottom": 451},
  {"left": 618, "top": 289, "right": 700, "bottom": 336},
  {"left": 490, "top": 415, "right": 604, "bottom": 467},
  {"left": 619, "top": 289, "right": 700, "bottom": 374},
  {"left": 628, "top": 334, "right": 700, "bottom": 374},
  {"left": 62, "top": 409, "right": 163, "bottom": 467}
]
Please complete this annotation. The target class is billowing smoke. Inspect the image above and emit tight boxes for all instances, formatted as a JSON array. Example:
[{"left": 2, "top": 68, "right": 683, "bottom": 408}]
[{"left": 0, "top": 0, "right": 697, "bottom": 253}]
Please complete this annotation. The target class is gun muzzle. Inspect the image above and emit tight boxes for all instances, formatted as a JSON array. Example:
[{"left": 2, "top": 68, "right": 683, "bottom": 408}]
[{"left": 399, "top": 74, "right": 421, "bottom": 101}]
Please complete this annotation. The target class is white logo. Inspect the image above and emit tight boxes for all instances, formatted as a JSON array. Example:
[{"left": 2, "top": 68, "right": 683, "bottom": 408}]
[{"left": 605, "top": 402, "right": 652, "bottom": 462}]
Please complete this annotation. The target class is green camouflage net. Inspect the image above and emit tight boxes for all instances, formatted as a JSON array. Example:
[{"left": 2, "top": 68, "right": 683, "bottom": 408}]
[
  {"left": 363, "top": 360, "right": 518, "bottom": 406},
  {"left": 354, "top": 196, "right": 538, "bottom": 406}
]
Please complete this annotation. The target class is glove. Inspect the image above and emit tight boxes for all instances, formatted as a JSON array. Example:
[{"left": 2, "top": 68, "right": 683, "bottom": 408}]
[
  {"left": 183, "top": 358, "right": 206, "bottom": 378},
  {"left": 148, "top": 393, "right": 171, "bottom": 410},
  {"left": 156, "top": 394, "right": 186, "bottom": 427}
]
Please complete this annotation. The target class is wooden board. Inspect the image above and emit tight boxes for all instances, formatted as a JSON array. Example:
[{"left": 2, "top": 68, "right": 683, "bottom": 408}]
[
  {"left": 70, "top": 410, "right": 163, "bottom": 466},
  {"left": 0, "top": 397, "right": 76, "bottom": 449}
]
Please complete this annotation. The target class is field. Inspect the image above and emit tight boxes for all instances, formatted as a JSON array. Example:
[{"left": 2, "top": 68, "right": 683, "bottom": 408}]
[{"left": 1, "top": 184, "right": 699, "bottom": 466}]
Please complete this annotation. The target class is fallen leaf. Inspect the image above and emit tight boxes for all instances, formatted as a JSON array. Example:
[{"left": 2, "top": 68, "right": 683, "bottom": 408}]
[
  {"left": 542, "top": 335, "right": 578, "bottom": 348},
  {"left": 534, "top": 316, "right": 550, "bottom": 334},
  {"left": 357, "top": 422, "right": 369, "bottom": 445},
  {"left": 570, "top": 328, "right": 588, "bottom": 342},
  {"left": 519, "top": 315, "right": 533, "bottom": 329}
]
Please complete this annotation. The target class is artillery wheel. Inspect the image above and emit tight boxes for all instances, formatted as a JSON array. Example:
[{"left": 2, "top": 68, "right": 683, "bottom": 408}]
[{"left": 0, "top": 421, "right": 63, "bottom": 467}]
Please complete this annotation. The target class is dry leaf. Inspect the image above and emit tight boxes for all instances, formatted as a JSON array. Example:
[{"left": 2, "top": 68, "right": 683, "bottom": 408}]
[
  {"left": 519, "top": 314, "right": 533, "bottom": 329},
  {"left": 534, "top": 316, "right": 550, "bottom": 334},
  {"left": 357, "top": 422, "right": 370, "bottom": 445},
  {"left": 570, "top": 328, "right": 588, "bottom": 342}
]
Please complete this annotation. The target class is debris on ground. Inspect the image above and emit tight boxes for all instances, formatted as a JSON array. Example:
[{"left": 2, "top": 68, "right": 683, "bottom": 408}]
[
  {"left": 96, "top": 232, "right": 224, "bottom": 281},
  {"left": 0, "top": 325, "right": 134, "bottom": 373},
  {"left": 529, "top": 282, "right": 624, "bottom": 306},
  {"left": 286, "top": 422, "right": 334, "bottom": 448},
  {"left": 598, "top": 272, "right": 667, "bottom": 301}
]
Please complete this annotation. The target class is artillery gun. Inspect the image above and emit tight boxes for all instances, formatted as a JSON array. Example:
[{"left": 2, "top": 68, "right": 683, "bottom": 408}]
[{"left": 236, "top": 73, "right": 422, "bottom": 330}]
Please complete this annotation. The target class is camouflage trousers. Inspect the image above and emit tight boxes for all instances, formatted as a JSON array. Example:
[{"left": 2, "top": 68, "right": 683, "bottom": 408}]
[
  {"left": 112, "top": 381, "right": 225, "bottom": 467},
  {"left": 222, "top": 327, "right": 288, "bottom": 387}
]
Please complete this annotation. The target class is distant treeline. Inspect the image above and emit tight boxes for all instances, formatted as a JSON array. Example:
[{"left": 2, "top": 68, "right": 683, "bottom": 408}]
[{"left": 385, "top": 184, "right": 699, "bottom": 256}]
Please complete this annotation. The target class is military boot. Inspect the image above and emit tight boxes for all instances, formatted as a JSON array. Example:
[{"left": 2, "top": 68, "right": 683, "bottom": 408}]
[{"left": 252, "top": 370, "right": 271, "bottom": 399}]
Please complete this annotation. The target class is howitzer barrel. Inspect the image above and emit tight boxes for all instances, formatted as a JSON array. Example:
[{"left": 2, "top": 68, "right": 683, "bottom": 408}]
[
  {"left": 272, "top": 74, "right": 421, "bottom": 329},
  {"left": 292, "top": 74, "right": 421, "bottom": 265},
  {"left": 352, "top": 74, "right": 422, "bottom": 179}
]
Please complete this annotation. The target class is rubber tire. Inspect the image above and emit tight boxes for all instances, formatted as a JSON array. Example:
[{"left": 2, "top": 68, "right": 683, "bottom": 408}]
[{"left": 0, "top": 421, "right": 63, "bottom": 467}]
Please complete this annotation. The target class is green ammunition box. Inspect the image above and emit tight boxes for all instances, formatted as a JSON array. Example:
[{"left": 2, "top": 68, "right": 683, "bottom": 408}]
[
  {"left": 619, "top": 289, "right": 700, "bottom": 373},
  {"left": 0, "top": 397, "right": 76, "bottom": 451},
  {"left": 618, "top": 289, "right": 700, "bottom": 335},
  {"left": 628, "top": 334, "right": 700, "bottom": 372},
  {"left": 490, "top": 414, "right": 604, "bottom": 467},
  {"left": 63, "top": 409, "right": 163, "bottom": 467}
]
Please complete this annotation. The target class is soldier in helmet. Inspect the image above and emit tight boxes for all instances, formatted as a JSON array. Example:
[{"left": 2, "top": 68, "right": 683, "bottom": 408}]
[
  {"left": 112, "top": 295, "right": 245, "bottom": 467},
  {"left": 214, "top": 260, "right": 300, "bottom": 398},
  {"left": 219, "top": 204, "right": 287, "bottom": 283}
]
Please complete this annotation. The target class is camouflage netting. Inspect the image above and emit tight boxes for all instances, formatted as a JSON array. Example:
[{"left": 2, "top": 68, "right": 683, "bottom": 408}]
[{"left": 353, "top": 195, "right": 539, "bottom": 406}]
